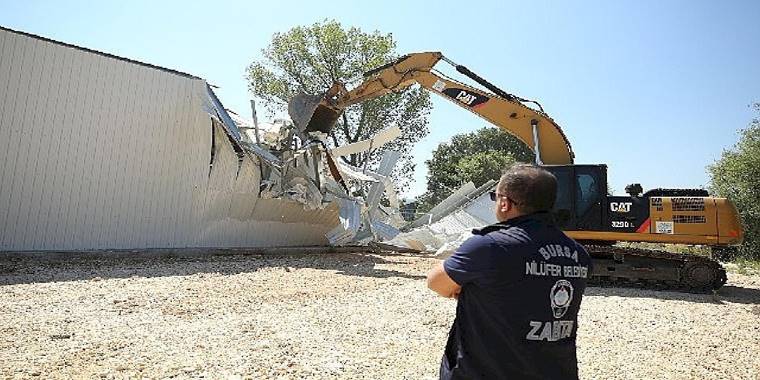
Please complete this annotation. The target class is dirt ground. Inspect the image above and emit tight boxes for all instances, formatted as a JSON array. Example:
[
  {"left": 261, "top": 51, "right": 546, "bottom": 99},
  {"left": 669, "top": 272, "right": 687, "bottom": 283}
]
[{"left": 1, "top": 251, "right": 759, "bottom": 379}]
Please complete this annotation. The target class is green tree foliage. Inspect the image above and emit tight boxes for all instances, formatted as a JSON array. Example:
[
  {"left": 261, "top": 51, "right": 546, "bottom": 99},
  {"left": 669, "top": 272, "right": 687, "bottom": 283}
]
[
  {"left": 418, "top": 127, "right": 534, "bottom": 211},
  {"left": 708, "top": 103, "right": 760, "bottom": 259},
  {"left": 246, "top": 20, "right": 432, "bottom": 191},
  {"left": 455, "top": 151, "right": 518, "bottom": 188}
]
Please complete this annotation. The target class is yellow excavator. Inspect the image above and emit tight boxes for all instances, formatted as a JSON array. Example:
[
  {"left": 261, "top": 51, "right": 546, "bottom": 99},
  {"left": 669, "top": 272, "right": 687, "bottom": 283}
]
[{"left": 288, "top": 52, "right": 744, "bottom": 291}]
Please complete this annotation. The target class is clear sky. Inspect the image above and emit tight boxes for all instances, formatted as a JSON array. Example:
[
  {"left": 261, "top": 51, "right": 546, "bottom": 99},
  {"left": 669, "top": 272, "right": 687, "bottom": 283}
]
[{"left": 2, "top": 1, "right": 758, "bottom": 197}]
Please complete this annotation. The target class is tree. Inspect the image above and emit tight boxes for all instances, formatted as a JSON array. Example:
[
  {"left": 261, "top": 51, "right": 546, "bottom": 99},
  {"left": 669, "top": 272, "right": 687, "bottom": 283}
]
[
  {"left": 418, "top": 127, "right": 535, "bottom": 211},
  {"left": 246, "top": 20, "right": 432, "bottom": 192},
  {"left": 708, "top": 103, "right": 760, "bottom": 259}
]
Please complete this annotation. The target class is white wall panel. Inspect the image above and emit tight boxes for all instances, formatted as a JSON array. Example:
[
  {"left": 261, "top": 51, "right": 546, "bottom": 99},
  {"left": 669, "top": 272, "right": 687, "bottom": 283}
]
[
  {"left": 1, "top": 33, "right": 37, "bottom": 248},
  {"left": 24, "top": 40, "right": 63, "bottom": 249},
  {"left": 0, "top": 27, "right": 338, "bottom": 251},
  {"left": 38, "top": 41, "right": 77, "bottom": 249}
]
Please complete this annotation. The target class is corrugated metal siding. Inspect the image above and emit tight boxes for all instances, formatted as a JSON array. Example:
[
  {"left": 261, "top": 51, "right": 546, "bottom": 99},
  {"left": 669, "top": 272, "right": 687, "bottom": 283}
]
[{"left": 0, "top": 28, "right": 338, "bottom": 251}]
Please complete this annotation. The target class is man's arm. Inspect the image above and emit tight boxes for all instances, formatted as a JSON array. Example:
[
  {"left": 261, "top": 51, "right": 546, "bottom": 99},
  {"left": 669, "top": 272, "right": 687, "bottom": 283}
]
[{"left": 427, "top": 261, "right": 461, "bottom": 298}]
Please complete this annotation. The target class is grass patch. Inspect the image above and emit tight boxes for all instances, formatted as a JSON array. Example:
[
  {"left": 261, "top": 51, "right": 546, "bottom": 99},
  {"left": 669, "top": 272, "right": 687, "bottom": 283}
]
[{"left": 731, "top": 257, "right": 760, "bottom": 276}]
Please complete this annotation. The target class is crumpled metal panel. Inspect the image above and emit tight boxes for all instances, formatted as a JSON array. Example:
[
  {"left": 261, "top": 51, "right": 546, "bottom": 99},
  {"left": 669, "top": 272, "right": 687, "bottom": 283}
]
[
  {"left": 204, "top": 84, "right": 242, "bottom": 141},
  {"left": 388, "top": 182, "right": 497, "bottom": 253},
  {"left": 194, "top": 120, "right": 339, "bottom": 248},
  {"left": 326, "top": 198, "right": 362, "bottom": 245}
]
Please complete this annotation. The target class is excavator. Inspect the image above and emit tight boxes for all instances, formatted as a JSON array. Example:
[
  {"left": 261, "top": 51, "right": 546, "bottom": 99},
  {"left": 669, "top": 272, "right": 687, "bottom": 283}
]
[{"left": 288, "top": 52, "right": 744, "bottom": 291}]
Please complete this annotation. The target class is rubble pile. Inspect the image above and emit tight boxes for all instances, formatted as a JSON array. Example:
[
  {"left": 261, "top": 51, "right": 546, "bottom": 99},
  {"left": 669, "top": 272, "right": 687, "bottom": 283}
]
[{"left": 228, "top": 107, "right": 407, "bottom": 246}]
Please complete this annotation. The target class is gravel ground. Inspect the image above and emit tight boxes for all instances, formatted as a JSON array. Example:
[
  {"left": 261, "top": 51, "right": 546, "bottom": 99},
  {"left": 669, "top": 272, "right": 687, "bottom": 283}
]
[{"left": 1, "top": 252, "right": 759, "bottom": 379}]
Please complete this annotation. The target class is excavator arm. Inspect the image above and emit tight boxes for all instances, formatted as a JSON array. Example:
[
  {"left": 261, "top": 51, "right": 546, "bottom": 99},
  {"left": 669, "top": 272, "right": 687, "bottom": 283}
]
[{"left": 288, "top": 51, "right": 575, "bottom": 165}]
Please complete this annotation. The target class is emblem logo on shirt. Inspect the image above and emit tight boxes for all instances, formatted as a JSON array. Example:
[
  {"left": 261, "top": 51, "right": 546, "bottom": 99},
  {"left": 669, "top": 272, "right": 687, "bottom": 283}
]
[{"left": 550, "top": 279, "right": 574, "bottom": 319}]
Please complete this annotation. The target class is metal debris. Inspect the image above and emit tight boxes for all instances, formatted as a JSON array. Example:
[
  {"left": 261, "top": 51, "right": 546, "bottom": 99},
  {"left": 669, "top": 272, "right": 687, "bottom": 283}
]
[
  {"left": 227, "top": 103, "right": 407, "bottom": 246},
  {"left": 221, "top": 96, "right": 499, "bottom": 250},
  {"left": 388, "top": 180, "right": 497, "bottom": 256}
]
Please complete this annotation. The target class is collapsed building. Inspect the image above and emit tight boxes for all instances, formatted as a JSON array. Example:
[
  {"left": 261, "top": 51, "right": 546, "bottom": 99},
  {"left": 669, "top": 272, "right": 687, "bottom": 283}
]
[
  {"left": 227, "top": 107, "right": 409, "bottom": 245},
  {"left": 0, "top": 26, "right": 411, "bottom": 252}
]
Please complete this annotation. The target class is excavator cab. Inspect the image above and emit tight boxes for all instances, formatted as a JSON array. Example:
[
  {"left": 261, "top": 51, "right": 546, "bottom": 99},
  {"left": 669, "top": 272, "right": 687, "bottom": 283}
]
[
  {"left": 545, "top": 164, "right": 651, "bottom": 236},
  {"left": 544, "top": 164, "right": 608, "bottom": 231}
]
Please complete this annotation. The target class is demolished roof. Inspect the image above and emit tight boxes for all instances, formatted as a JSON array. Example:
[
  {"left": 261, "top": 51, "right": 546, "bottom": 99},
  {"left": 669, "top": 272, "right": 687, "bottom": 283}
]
[{"left": 0, "top": 25, "right": 202, "bottom": 80}]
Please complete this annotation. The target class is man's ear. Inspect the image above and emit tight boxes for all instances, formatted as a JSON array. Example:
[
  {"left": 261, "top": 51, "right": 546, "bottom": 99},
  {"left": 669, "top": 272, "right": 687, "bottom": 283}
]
[{"left": 499, "top": 198, "right": 510, "bottom": 213}]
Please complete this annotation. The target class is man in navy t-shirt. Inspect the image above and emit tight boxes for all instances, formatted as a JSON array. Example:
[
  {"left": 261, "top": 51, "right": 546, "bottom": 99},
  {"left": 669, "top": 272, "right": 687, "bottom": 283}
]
[{"left": 427, "top": 164, "right": 592, "bottom": 379}]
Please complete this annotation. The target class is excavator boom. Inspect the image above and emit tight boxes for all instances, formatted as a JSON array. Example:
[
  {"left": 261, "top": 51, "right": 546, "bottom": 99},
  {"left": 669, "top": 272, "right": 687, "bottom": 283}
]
[{"left": 288, "top": 52, "right": 575, "bottom": 165}]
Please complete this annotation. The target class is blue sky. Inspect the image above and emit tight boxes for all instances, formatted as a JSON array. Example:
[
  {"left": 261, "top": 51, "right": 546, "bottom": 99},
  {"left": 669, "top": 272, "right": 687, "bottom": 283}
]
[{"left": 2, "top": 1, "right": 758, "bottom": 197}]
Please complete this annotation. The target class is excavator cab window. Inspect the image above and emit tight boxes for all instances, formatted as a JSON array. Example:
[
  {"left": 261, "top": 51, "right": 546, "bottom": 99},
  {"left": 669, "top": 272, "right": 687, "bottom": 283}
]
[
  {"left": 549, "top": 167, "right": 575, "bottom": 228},
  {"left": 576, "top": 173, "right": 599, "bottom": 218},
  {"left": 572, "top": 166, "right": 606, "bottom": 230},
  {"left": 544, "top": 165, "right": 607, "bottom": 231}
]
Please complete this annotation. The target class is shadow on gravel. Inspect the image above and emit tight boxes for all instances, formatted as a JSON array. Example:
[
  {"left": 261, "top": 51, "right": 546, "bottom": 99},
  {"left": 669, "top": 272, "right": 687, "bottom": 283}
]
[
  {"left": 587, "top": 284, "right": 760, "bottom": 305},
  {"left": 0, "top": 251, "right": 426, "bottom": 286}
]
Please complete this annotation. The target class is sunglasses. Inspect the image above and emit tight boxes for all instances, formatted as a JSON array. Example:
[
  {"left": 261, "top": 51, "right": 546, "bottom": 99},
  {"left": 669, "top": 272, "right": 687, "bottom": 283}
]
[{"left": 489, "top": 190, "right": 519, "bottom": 205}]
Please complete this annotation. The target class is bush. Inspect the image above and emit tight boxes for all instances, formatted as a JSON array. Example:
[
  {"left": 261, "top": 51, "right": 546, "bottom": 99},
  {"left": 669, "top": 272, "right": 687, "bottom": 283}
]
[{"left": 708, "top": 104, "right": 760, "bottom": 260}]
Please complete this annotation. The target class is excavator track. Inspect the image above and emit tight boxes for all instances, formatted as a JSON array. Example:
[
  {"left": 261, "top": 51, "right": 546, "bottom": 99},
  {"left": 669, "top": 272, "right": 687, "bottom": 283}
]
[{"left": 585, "top": 245, "right": 727, "bottom": 293}]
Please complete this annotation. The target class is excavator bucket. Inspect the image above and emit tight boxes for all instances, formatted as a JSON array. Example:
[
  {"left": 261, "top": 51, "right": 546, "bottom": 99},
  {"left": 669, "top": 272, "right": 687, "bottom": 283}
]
[{"left": 288, "top": 92, "right": 342, "bottom": 134}]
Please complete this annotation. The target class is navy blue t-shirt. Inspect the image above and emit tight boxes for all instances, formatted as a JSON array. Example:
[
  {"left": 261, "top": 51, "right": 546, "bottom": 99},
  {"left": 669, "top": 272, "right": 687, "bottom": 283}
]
[{"left": 440, "top": 213, "right": 592, "bottom": 380}]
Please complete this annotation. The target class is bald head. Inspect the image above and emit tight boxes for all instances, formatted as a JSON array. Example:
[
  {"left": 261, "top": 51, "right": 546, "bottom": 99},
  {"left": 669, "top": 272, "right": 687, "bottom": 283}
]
[{"left": 497, "top": 164, "right": 557, "bottom": 214}]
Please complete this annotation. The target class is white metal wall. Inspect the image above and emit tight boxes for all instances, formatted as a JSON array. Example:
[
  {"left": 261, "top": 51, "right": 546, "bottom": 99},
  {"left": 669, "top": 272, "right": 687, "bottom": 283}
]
[{"left": 0, "top": 28, "right": 337, "bottom": 251}]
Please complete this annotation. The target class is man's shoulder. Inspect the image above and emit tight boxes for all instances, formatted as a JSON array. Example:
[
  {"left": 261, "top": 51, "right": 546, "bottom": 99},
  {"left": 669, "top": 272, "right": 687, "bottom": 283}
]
[
  {"left": 472, "top": 222, "right": 533, "bottom": 247},
  {"left": 457, "top": 233, "right": 498, "bottom": 254},
  {"left": 472, "top": 222, "right": 527, "bottom": 237},
  {"left": 471, "top": 222, "right": 511, "bottom": 236}
]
